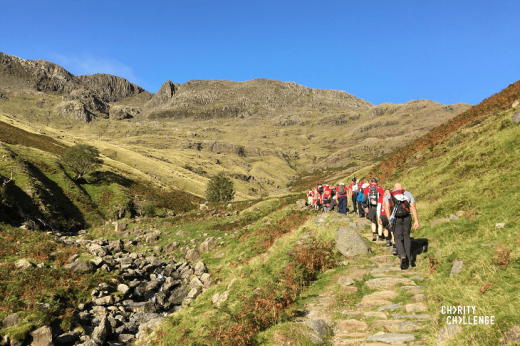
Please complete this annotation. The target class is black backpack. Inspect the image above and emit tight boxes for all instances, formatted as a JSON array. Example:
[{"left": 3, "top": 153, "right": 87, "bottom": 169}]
[
  {"left": 390, "top": 190, "right": 411, "bottom": 218},
  {"left": 368, "top": 185, "right": 379, "bottom": 206}
]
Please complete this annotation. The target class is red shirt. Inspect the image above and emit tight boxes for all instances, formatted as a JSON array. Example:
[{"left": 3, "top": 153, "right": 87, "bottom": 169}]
[
  {"left": 363, "top": 184, "right": 384, "bottom": 196},
  {"left": 349, "top": 183, "right": 360, "bottom": 193}
]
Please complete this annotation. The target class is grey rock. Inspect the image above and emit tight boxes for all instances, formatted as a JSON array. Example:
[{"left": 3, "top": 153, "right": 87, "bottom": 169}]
[
  {"left": 378, "top": 303, "right": 403, "bottom": 312},
  {"left": 366, "top": 277, "right": 416, "bottom": 289},
  {"left": 367, "top": 333, "right": 416, "bottom": 344},
  {"left": 2, "top": 313, "right": 19, "bottom": 328},
  {"left": 145, "top": 233, "right": 159, "bottom": 243},
  {"left": 55, "top": 332, "right": 79, "bottom": 346},
  {"left": 305, "top": 319, "right": 329, "bottom": 336},
  {"left": 126, "top": 301, "right": 158, "bottom": 313},
  {"left": 66, "top": 254, "right": 79, "bottom": 264},
  {"left": 187, "top": 287, "right": 201, "bottom": 299},
  {"left": 499, "top": 323, "right": 520, "bottom": 345},
  {"left": 30, "top": 326, "right": 53, "bottom": 346},
  {"left": 164, "top": 242, "right": 180, "bottom": 253},
  {"left": 392, "top": 314, "right": 430, "bottom": 319},
  {"left": 212, "top": 291, "right": 229, "bottom": 307},
  {"left": 185, "top": 249, "right": 200, "bottom": 262},
  {"left": 15, "top": 259, "right": 34, "bottom": 271},
  {"left": 199, "top": 237, "right": 216, "bottom": 252},
  {"left": 335, "top": 227, "right": 370, "bottom": 257},
  {"left": 404, "top": 302, "right": 428, "bottom": 313},
  {"left": 117, "top": 284, "right": 130, "bottom": 295},
  {"left": 115, "top": 222, "right": 127, "bottom": 232},
  {"left": 449, "top": 214, "right": 459, "bottom": 221},
  {"left": 93, "top": 296, "right": 114, "bottom": 306},
  {"left": 512, "top": 110, "right": 520, "bottom": 125},
  {"left": 168, "top": 287, "right": 189, "bottom": 305},
  {"left": 337, "top": 277, "right": 355, "bottom": 286},
  {"left": 63, "top": 261, "right": 95, "bottom": 273},
  {"left": 437, "top": 324, "right": 462, "bottom": 345},
  {"left": 194, "top": 261, "right": 207, "bottom": 276},
  {"left": 496, "top": 223, "right": 506, "bottom": 229},
  {"left": 450, "top": 260, "right": 464, "bottom": 277},
  {"left": 118, "top": 334, "right": 135, "bottom": 343},
  {"left": 90, "top": 257, "right": 104, "bottom": 267},
  {"left": 136, "top": 317, "right": 164, "bottom": 340}
]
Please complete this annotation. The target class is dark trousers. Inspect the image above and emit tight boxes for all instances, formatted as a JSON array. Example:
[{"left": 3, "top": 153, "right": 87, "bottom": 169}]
[
  {"left": 357, "top": 201, "right": 365, "bottom": 216},
  {"left": 338, "top": 196, "right": 347, "bottom": 214},
  {"left": 351, "top": 194, "right": 358, "bottom": 213},
  {"left": 393, "top": 215, "right": 412, "bottom": 261}
]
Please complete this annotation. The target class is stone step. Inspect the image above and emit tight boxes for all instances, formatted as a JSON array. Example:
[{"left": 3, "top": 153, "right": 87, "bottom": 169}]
[
  {"left": 392, "top": 314, "right": 430, "bottom": 320},
  {"left": 366, "top": 332, "right": 416, "bottom": 344}
]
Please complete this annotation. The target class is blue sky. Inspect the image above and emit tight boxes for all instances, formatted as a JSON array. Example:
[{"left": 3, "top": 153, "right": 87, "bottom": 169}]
[{"left": 1, "top": 0, "right": 519, "bottom": 106}]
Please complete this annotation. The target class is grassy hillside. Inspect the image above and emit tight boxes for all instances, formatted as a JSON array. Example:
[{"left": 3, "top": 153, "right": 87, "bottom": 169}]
[{"left": 327, "top": 81, "right": 520, "bottom": 345}]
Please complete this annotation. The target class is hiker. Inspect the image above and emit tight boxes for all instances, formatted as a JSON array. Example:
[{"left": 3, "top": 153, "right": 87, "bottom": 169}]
[
  {"left": 363, "top": 178, "right": 385, "bottom": 241},
  {"left": 377, "top": 189, "right": 393, "bottom": 247},
  {"left": 384, "top": 183, "right": 420, "bottom": 270},
  {"left": 329, "top": 184, "right": 339, "bottom": 212},
  {"left": 349, "top": 177, "right": 359, "bottom": 216},
  {"left": 356, "top": 179, "right": 366, "bottom": 218},
  {"left": 316, "top": 184, "right": 324, "bottom": 210},
  {"left": 336, "top": 182, "right": 348, "bottom": 214},
  {"left": 307, "top": 189, "right": 314, "bottom": 206},
  {"left": 322, "top": 184, "right": 332, "bottom": 212}
]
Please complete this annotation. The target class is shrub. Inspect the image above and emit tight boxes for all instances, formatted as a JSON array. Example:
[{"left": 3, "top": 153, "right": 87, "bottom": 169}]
[
  {"left": 61, "top": 144, "right": 103, "bottom": 181},
  {"left": 206, "top": 172, "right": 235, "bottom": 203}
]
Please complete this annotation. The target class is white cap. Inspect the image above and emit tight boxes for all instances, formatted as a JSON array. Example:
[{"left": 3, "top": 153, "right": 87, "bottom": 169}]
[{"left": 339, "top": 182, "right": 344, "bottom": 185}]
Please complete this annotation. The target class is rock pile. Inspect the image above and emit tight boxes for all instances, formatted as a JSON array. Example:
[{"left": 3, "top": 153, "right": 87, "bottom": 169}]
[{"left": 51, "top": 236, "right": 214, "bottom": 345}]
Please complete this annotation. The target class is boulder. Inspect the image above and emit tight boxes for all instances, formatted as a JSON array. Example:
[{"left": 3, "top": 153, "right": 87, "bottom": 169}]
[
  {"left": 30, "top": 326, "right": 53, "bottom": 346},
  {"left": 436, "top": 324, "right": 462, "bottom": 345},
  {"left": 63, "top": 261, "right": 95, "bottom": 273},
  {"left": 185, "top": 249, "right": 201, "bottom": 262},
  {"left": 335, "top": 227, "right": 370, "bottom": 257},
  {"left": 117, "top": 284, "right": 130, "bottom": 295},
  {"left": 92, "top": 316, "right": 110, "bottom": 342},
  {"left": 55, "top": 332, "right": 79, "bottom": 346},
  {"left": 449, "top": 214, "right": 459, "bottom": 221},
  {"left": 115, "top": 222, "right": 127, "bottom": 232},
  {"left": 512, "top": 109, "right": 520, "bottom": 125},
  {"left": 2, "top": 313, "right": 19, "bottom": 328},
  {"left": 145, "top": 234, "right": 159, "bottom": 243},
  {"left": 199, "top": 237, "right": 216, "bottom": 252},
  {"left": 15, "top": 259, "right": 34, "bottom": 271},
  {"left": 296, "top": 199, "right": 307, "bottom": 209},
  {"left": 431, "top": 218, "right": 450, "bottom": 227},
  {"left": 212, "top": 291, "right": 229, "bottom": 307},
  {"left": 450, "top": 260, "right": 464, "bottom": 277},
  {"left": 164, "top": 242, "right": 180, "bottom": 253},
  {"left": 305, "top": 319, "right": 329, "bottom": 336}
]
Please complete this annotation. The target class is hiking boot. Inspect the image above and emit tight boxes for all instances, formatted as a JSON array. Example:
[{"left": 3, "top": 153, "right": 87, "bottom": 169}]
[
  {"left": 372, "top": 233, "right": 377, "bottom": 241},
  {"left": 386, "top": 239, "right": 392, "bottom": 247},
  {"left": 400, "top": 257, "right": 409, "bottom": 270},
  {"left": 378, "top": 236, "right": 385, "bottom": 241}
]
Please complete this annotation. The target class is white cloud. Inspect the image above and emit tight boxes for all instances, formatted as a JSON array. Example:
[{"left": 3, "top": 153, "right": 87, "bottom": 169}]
[{"left": 50, "top": 53, "right": 140, "bottom": 85}]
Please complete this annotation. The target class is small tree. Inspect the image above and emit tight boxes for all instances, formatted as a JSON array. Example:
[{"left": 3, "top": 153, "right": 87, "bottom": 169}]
[
  {"left": 205, "top": 171, "right": 235, "bottom": 203},
  {"left": 62, "top": 144, "right": 103, "bottom": 181}
]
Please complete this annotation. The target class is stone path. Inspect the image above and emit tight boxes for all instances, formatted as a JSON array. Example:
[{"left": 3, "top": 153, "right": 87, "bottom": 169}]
[{"left": 301, "top": 213, "right": 429, "bottom": 346}]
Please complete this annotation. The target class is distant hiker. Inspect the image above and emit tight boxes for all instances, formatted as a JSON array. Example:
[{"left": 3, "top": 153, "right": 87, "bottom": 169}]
[
  {"left": 356, "top": 179, "right": 366, "bottom": 218},
  {"left": 349, "top": 177, "right": 359, "bottom": 216},
  {"left": 329, "top": 184, "right": 339, "bottom": 212},
  {"left": 316, "top": 184, "right": 324, "bottom": 210},
  {"left": 322, "top": 184, "right": 332, "bottom": 212},
  {"left": 336, "top": 182, "right": 348, "bottom": 214},
  {"left": 363, "top": 178, "right": 385, "bottom": 241},
  {"left": 377, "top": 189, "right": 392, "bottom": 247},
  {"left": 385, "top": 183, "right": 420, "bottom": 270},
  {"left": 307, "top": 189, "right": 314, "bottom": 206}
]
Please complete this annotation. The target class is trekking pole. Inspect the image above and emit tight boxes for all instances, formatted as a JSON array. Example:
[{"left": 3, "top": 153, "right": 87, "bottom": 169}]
[{"left": 389, "top": 204, "right": 398, "bottom": 226}]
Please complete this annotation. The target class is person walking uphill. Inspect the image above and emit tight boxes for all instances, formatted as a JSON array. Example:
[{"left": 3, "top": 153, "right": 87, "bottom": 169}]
[
  {"left": 336, "top": 182, "right": 348, "bottom": 214},
  {"left": 363, "top": 178, "right": 384, "bottom": 241},
  {"left": 384, "top": 183, "right": 420, "bottom": 270},
  {"left": 349, "top": 178, "right": 360, "bottom": 216}
]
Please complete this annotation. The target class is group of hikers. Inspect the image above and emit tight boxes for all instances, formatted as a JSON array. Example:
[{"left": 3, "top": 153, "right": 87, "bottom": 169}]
[{"left": 307, "top": 178, "right": 419, "bottom": 270}]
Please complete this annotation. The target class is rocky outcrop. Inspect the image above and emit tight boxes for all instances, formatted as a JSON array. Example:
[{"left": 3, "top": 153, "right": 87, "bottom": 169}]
[
  {"left": 146, "top": 78, "right": 373, "bottom": 120},
  {"left": 77, "top": 74, "right": 150, "bottom": 102},
  {"left": 144, "top": 80, "right": 179, "bottom": 108}
]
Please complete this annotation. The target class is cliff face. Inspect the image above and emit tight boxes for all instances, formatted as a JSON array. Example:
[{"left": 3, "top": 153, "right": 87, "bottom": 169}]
[
  {"left": 77, "top": 74, "right": 151, "bottom": 102},
  {"left": 145, "top": 78, "right": 374, "bottom": 120}
]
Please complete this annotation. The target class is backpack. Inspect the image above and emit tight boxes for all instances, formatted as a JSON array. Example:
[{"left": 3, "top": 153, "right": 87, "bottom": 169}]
[
  {"left": 356, "top": 191, "right": 364, "bottom": 202},
  {"left": 368, "top": 185, "right": 379, "bottom": 206},
  {"left": 390, "top": 189, "right": 411, "bottom": 218},
  {"left": 338, "top": 185, "right": 346, "bottom": 195},
  {"left": 351, "top": 183, "right": 359, "bottom": 193}
]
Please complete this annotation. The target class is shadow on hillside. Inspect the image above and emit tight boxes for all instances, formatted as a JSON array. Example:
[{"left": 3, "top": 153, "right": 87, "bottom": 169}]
[
  {"left": 25, "top": 162, "right": 87, "bottom": 231},
  {"left": 88, "top": 171, "right": 134, "bottom": 187}
]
